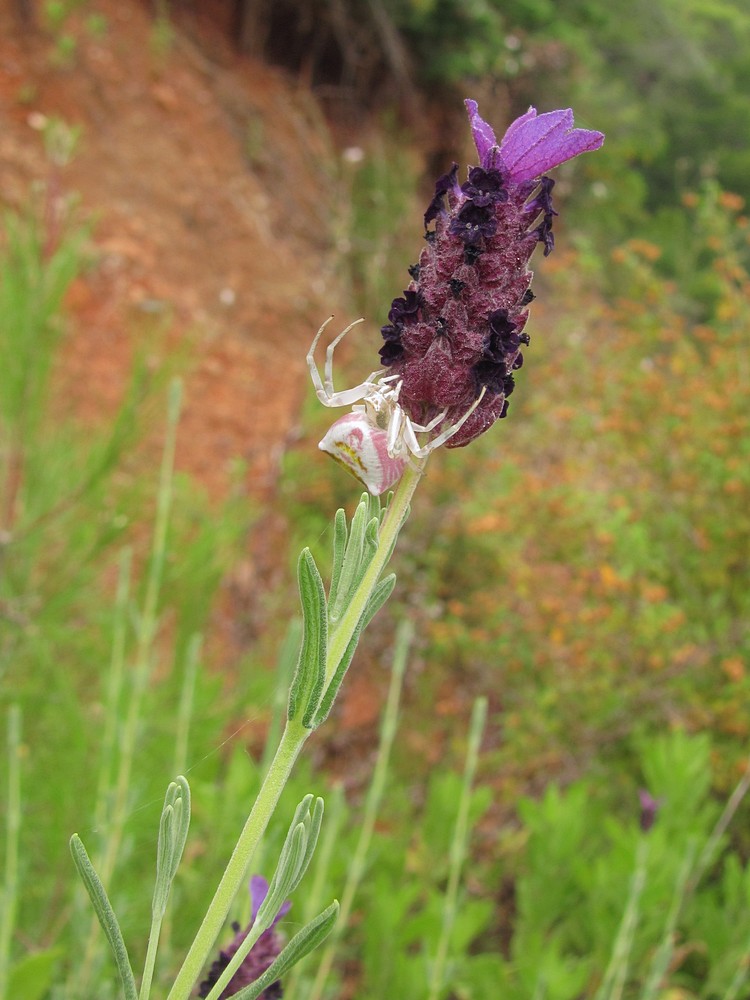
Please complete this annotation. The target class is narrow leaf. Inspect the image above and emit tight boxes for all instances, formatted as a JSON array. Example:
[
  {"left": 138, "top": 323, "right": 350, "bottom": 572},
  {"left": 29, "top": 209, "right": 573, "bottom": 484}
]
[
  {"left": 258, "top": 796, "right": 313, "bottom": 929},
  {"left": 288, "top": 550, "right": 328, "bottom": 725},
  {"left": 328, "top": 496, "right": 369, "bottom": 622},
  {"left": 312, "top": 574, "right": 396, "bottom": 729},
  {"left": 294, "top": 796, "right": 324, "bottom": 891},
  {"left": 360, "top": 574, "right": 397, "bottom": 631},
  {"left": 152, "top": 776, "right": 191, "bottom": 918},
  {"left": 69, "top": 835, "right": 138, "bottom": 1000},
  {"left": 229, "top": 901, "right": 339, "bottom": 1000},
  {"left": 327, "top": 508, "right": 348, "bottom": 611}
]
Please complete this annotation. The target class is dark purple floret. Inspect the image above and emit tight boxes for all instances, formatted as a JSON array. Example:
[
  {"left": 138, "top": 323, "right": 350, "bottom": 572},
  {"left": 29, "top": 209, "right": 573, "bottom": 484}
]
[
  {"left": 472, "top": 359, "right": 507, "bottom": 395},
  {"left": 379, "top": 340, "right": 404, "bottom": 365},
  {"left": 387, "top": 289, "right": 420, "bottom": 325},
  {"left": 527, "top": 177, "right": 558, "bottom": 256},
  {"left": 449, "top": 202, "right": 497, "bottom": 245},
  {"left": 376, "top": 99, "right": 603, "bottom": 449},
  {"left": 486, "top": 309, "right": 520, "bottom": 358},
  {"left": 464, "top": 244, "right": 482, "bottom": 265},
  {"left": 461, "top": 166, "right": 508, "bottom": 207},
  {"left": 424, "top": 162, "right": 460, "bottom": 225},
  {"left": 380, "top": 323, "right": 402, "bottom": 342}
]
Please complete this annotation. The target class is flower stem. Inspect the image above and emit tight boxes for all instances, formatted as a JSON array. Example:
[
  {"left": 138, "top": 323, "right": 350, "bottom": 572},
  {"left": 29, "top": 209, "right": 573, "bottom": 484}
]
[
  {"left": 167, "top": 463, "right": 425, "bottom": 1000},
  {"left": 324, "top": 459, "right": 425, "bottom": 690},
  {"left": 139, "top": 913, "right": 163, "bottom": 1000},
  {"left": 166, "top": 718, "right": 310, "bottom": 1000},
  {"left": 307, "top": 619, "right": 412, "bottom": 1000}
]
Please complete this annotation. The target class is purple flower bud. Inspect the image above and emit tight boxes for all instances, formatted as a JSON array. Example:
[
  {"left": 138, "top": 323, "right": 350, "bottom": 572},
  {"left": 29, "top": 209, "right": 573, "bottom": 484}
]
[
  {"left": 379, "top": 100, "right": 604, "bottom": 448},
  {"left": 198, "top": 876, "right": 291, "bottom": 999}
]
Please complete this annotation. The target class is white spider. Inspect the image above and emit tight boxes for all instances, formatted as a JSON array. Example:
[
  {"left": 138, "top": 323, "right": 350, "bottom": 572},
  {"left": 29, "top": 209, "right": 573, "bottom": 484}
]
[{"left": 308, "top": 317, "right": 484, "bottom": 494}]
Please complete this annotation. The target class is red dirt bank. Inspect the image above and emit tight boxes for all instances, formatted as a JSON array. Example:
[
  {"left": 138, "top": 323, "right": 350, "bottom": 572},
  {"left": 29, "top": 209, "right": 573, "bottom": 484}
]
[{"left": 0, "top": 0, "right": 346, "bottom": 498}]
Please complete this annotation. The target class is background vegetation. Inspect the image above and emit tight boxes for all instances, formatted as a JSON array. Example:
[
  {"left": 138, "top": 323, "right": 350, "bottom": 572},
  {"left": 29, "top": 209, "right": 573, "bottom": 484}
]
[{"left": 1, "top": 1, "right": 749, "bottom": 998}]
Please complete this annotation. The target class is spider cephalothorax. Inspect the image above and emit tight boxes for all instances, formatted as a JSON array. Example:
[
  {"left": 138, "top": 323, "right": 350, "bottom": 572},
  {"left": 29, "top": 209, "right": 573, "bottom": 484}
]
[{"left": 307, "top": 318, "right": 483, "bottom": 495}]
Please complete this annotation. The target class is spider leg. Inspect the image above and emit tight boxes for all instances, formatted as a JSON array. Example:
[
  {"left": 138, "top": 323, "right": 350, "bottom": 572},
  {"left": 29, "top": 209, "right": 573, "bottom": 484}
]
[
  {"left": 400, "top": 417, "right": 423, "bottom": 456},
  {"left": 410, "top": 408, "right": 448, "bottom": 434},
  {"left": 409, "top": 387, "right": 488, "bottom": 457},
  {"left": 324, "top": 318, "right": 365, "bottom": 396},
  {"left": 386, "top": 403, "right": 404, "bottom": 456},
  {"left": 307, "top": 317, "right": 335, "bottom": 402},
  {"left": 307, "top": 317, "right": 381, "bottom": 407}
]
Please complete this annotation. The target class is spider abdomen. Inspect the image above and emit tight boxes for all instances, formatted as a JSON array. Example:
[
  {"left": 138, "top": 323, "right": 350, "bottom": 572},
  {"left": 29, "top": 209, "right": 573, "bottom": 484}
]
[{"left": 318, "top": 411, "right": 407, "bottom": 496}]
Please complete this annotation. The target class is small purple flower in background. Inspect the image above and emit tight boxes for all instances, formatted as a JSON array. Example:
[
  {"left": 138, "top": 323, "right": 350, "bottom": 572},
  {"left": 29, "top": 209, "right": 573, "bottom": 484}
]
[
  {"left": 380, "top": 100, "right": 604, "bottom": 449},
  {"left": 198, "top": 876, "right": 291, "bottom": 999},
  {"left": 638, "top": 789, "right": 662, "bottom": 833}
]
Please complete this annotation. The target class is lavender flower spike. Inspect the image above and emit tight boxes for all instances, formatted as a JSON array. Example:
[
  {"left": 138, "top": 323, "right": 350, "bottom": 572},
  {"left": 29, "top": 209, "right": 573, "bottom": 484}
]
[
  {"left": 199, "top": 876, "right": 291, "bottom": 999},
  {"left": 376, "top": 100, "right": 604, "bottom": 449}
]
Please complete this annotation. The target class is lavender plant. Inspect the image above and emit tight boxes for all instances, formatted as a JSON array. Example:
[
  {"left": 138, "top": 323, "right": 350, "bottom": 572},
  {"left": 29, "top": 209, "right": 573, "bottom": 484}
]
[{"left": 71, "top": 100, "right": 603, "bottom": 999}]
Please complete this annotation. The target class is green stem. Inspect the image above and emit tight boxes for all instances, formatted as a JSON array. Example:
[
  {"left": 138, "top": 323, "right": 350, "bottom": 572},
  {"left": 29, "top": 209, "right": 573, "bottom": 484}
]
[
  {"left": 139, "top": 913, "right": 163, "bottom": 1000},
  {"left": 168, "top": 463, "right": 425, "bottom": 1000},
  {"left": 324, "top": 460, "right": 424, "bottom": 690},
  {"left": 594, "top": 838, "right": 649, "bottom": 1000},
  {"left": 0, "top": 707, "right": 21, "bottom": 1000},
  {"left": 166, "top": 718, "right": 310, "bottom": 1000},
  {"left": 427, "top": 696, "right": 487, "bottom": 1000},
  {"left": 307, "top": 619, "right": 412, "bottom": 1000}
]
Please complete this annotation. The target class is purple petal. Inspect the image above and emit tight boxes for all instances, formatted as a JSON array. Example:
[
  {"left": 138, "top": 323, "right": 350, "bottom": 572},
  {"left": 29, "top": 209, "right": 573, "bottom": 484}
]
[
  {"left": 500, "top": 107, "right": 604, "bottom": 184},
  {"left": 250, "top": 876, "right": 269, "bottom": 921},
  {"left": 464, "top": 99, "right": 498, "bottom": 167},
  {"left": 274, "top": 898, "right": 292, "bottom": 925},
  {"left": 249, "top": 875, "right": 292, "bottom": 926}
]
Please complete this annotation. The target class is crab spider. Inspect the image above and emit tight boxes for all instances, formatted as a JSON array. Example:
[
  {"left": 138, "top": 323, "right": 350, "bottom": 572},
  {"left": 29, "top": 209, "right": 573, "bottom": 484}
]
[{"left": 308, "top": 317, "right": 485, "bottom": 495}]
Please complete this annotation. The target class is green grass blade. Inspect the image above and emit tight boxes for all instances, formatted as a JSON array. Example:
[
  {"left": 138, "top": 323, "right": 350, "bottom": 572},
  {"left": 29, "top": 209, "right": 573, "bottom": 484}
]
[
  {"left": 427, "top": 695, "right": 487, "bottom": 1000},
  {"left": 0, "top": 706, "right": 22, "bottom": 1000}
]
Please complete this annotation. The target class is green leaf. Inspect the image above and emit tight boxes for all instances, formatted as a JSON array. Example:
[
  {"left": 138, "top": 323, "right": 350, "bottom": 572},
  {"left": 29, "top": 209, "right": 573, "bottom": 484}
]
[
  {"left": 152, "top": 775, "right": 191, "bottom": 919},
  {"left": 69, "top": 835, "right": 138, "bottom": 1000},
  {"left": 328, "top": 495, "right": 369, "bottom": 623},
  {"left": 287, "top": 549, "right": 328, "bottom": 726},
  {"left": 360, "top": 573, "right": 397, "bottom": 631},
  {"left": 7, "top": 948, "right": 63, "bottom": 1000},
  {"left": 229, "top": 901, "right": 339, "bottom": 1000},
  {"left": 258, "top": 795, "right": 324, "bottom": 931},
  {"left": 297, "top": 795, "right": 325, "bottom": 889},
  {"left": 311, "top": 573, "right": 396, "bottom": 729},
  {"left": 327, "top": 507, "right": 348, "bottom": 612}
]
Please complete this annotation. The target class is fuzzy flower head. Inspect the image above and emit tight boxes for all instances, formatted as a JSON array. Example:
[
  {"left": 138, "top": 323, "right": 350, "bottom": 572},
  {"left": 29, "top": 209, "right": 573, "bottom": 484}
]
[
  {"left": 198, "top": 876, "right": 291, "bottom": 1000},
  {"left": 379, "top": 100, "right": 604, "bottom": 448}
]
